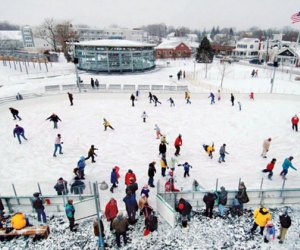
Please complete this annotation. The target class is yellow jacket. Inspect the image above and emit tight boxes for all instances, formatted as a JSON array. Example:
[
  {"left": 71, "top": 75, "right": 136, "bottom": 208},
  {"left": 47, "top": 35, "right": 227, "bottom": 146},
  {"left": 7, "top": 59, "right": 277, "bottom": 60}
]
[
  {"left": 161, "top": 159, "right": 167, "bottom": 168},
  {"left": 207, "top": 146, "right": 215, "bottom": 154},
  {"left": 103, "top": 120, "right": 110, "bottom": 126},
  {"left": 253, "top": 207, "right": 271, "bottom": 227},
  {"left": 11, "top": 213, "right": 27, "bottom": 230}
]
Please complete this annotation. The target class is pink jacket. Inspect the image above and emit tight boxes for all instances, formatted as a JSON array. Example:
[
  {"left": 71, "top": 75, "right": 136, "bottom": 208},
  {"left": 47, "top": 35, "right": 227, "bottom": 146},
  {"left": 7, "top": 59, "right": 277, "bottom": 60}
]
[{"left": 55, "top": 136, "right": 61, "bottom": 144}]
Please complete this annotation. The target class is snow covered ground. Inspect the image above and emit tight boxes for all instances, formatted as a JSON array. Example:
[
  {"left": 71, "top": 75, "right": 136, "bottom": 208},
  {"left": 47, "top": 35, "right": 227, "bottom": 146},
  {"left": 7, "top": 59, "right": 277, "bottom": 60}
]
[{"left": 0, "top": 57, "right": 300, "bottom": 249}]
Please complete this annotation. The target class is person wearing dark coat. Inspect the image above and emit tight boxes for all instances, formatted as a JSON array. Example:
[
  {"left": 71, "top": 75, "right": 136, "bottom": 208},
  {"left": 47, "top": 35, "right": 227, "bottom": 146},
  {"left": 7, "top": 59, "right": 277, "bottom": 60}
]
[
  {"left": 71, "top": 177, "right": 86, "bottom": 194},
  {"left": 93, "top": 216, "right": 105, "bottom": 247},
  {"left": 167, "top": 97, "right": 175, "bottom": 107},
  {"left": 141, "top": 202, "right": 153, "bottom": 219},
  {"left": 112, "top": 212, "right": 129, "bottom": 248},
  {"left": 216, "top": 186, "right": 228, "bottom": 217},
  {"left": 123, "top": 191, "right": 138, "bottom": 224},
  {"left": 152, "top": 95, "right": 161, "bottom": 106},
  {"left": 236, "top": 182, "right": 249, "bottom": 212},
  {"left": 110, "top": 168, "right": 118, "bottom": 193},
  {"left": 203, "top": 192, "right": 217, "bottom": 218},
  {"left": 130, "top": 94, "right": 135, "bottom": 107},
  {"left": 67, "top": 92, "right": 73, "bottom": 106},
  {"left": 91, "top": 78, "right": 95, "bottom": 89},
  {"left": 145, "top": 212, "right": 158, "bottom": 232},
  {"left": 176, "top": 198, "right": 192, "bottom": 225},
  {"left": 46, "top": 113, "right": 61, "bottom": 129},
  {"left": 0, "top": 198, "right": 4, "bottom": 229},
  {"left": 85, "top": 145, "right": 98, "bottom": 163},
  {"left": 148, "top": 92, "right": 153, "bottom": 103},
  {"left": 159, "top": 142, "right": 167, "bottom": 157},
  {"left": 148, "top": 161, "right": 157, "bottom": 188},
  {"left": 125, "top": 178, "right": 138, "bottom": 197},
  {"left": 140, "top": 185, "right": 150, "bottom": 198},
  {"left": 54, "top": 177, "right": 68, "bottom": 195},
  {"left": 230, "top": 93, "right": 235, "bottom": 106},
  {"left": 32, "top": 192, "right": 47, "bottom": 223},
  {"left": 278, "top": 212, "right": 292, "bottom": 244},
  {"left": 13, "top": 124, "right": 28, "bottom": 144},
  {"left": 9, "top": 107, "right": 22, "bottom": 120}
]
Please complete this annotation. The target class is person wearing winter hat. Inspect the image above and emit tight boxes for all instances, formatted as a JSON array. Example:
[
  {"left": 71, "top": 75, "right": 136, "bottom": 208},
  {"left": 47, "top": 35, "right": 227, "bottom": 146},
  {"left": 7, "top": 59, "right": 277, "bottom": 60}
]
[
  {"left": 104, "top": 198, "right": 118, "bottom": 231},
  {"left": 140, "top": 184, "right": 150, "bottom": 198},
  {"left": 216, "top": 186, "right": 228, "bottom": 217},
  {"left": 125, "top": 169, "right": 136, "bottom": 186},
  {"left": 77, "top": 156, "right": 86, "bottom": 179},
  {"left": 123, "top": 191, "right": 138, "bottom": 224},
  {"left": 125, "top": 177, "right": 138, "bottom": 197},
  {"left": 174, "top": 134, "right": 183, "bottom": 156},
  {"left": 278, "top": 211, "right": 292, "bottom": 244},
  {"left": 262, "top": 158, "right": 276, "bottom": 180},
  {"left": 138, "top": 193, "right": 148, "bottom": 215},
  {"left": 65, "top": 199, "right": 76, "bottom": 231},
  {"left": 251, "top": 207, "right": 272, "bottom": 235},
  {"left": 32, "top": 192, "right": 47, "bottom": 224},
  {"left": 54, "top": 177, "right": 68, "bottom": 195},
  {"left": 85, "top": 145, "right": 98, "bottom": 163},
  {"left": 261, "top": 138, "right": 272, "bottom": 158},
  {"left": 110, "top": 168, "right": 118, "bottom": 193},
  {"left": 264, "top": 220, "right": 275, "bottom": 243},
  {"left": 176, "top": 198, "right": 192, "bottom": 220},
  {"left": 280, "top": 156, "right": 297, "bottom": 179},
  {"left": 112, "top": 211, "right": 129, "bottom": 248}
]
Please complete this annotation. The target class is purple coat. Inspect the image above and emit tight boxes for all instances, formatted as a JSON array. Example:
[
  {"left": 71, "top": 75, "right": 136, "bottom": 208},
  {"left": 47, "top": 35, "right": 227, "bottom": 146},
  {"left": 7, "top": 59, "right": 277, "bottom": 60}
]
[{"left": 13, "top": 126, "right": 24, "bottom": 136}]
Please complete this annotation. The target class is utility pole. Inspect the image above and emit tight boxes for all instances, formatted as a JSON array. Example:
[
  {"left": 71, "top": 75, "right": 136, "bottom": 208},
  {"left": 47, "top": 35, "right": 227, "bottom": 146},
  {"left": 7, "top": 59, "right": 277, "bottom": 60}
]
[{"left": 270, "top": 48, "right": 279, "bottom": 93}]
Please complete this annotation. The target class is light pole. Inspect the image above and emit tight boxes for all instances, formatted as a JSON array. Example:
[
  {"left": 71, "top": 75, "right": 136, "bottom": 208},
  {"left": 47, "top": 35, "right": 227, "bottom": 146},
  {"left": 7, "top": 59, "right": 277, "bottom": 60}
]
[
  {"left": 67, "top": 39, "right": 81, "bottom": 93},
  {"left": 270, "top": 48, "right": 279, "bottom": 94},
  {"left": 93, "top": 182, "right": 104, "bottom": 250}
]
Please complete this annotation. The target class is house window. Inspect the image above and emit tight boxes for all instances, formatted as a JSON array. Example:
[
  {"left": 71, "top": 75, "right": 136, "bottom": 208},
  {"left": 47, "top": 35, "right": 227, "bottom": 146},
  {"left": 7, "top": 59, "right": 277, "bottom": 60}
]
[
  {"left": 169, "top": 51, "right": 172, "bottom": 56},
  {"left": 178, "top": 51, "right": 181, "bottom": 56},
  {"left": 250, "top": 45, "right": 253, "bottom": 49}
]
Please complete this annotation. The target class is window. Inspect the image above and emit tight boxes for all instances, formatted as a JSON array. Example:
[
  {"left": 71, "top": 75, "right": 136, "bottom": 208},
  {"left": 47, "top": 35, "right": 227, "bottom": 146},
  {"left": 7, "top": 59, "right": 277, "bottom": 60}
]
[{"left": 250, "top": 45, "right": 253, "bottom": 49}]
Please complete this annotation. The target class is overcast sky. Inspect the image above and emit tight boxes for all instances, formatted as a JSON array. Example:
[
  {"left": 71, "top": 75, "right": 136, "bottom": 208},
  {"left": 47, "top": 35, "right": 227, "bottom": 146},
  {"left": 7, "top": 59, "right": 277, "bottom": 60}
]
[{"left": 1, "top": 0, "right": 300, "bottom": 30}]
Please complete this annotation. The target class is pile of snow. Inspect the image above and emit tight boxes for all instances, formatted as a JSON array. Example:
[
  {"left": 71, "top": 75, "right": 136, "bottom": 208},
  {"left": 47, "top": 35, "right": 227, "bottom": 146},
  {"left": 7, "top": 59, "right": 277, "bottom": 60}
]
[{"left": 1, "top": 206, "right": 300, "bottom": 249}]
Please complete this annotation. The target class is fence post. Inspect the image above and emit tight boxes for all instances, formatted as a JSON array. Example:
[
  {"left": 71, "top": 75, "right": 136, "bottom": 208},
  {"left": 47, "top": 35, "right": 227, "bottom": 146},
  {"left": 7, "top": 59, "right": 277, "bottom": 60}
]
[
  {"left": 89, "top": 181, "right": 93, "bottom": 194},
  {"left": 280, "top": 178, "right": 286, "bottom": 198},
  {"left": 259, "top": 178, "right": 264, "bottom": 205},
  {"left": 93, "top": 182, "right": 105, "bottom": 250},
  {"left": 215, "top": 178, "right": 219, "bottom": 191},
  {"left": 12, "top": 183, "right": 20, "bottom": 205},
  {"left": 37, "top": 182, "right": 42, "bottom": 195}
]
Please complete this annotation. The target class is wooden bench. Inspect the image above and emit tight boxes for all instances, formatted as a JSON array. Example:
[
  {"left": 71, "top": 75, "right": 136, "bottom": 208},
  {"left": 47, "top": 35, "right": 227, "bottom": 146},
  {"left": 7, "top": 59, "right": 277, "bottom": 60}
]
[{"left": 0, "top": 225, "right": 50, "bottom": 240}]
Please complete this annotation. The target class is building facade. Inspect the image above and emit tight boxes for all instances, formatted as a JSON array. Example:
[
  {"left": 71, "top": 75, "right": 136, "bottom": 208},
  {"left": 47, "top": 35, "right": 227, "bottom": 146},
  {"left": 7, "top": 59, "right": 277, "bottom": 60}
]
[
  {"left": 21, "top": 26, "right": 35, "bottom": 48},
  {"left": 74, "top": 39, "right": 155, "bottom": 73},
  {"left": 232, "top": 38, "right": 260, "bottom": 59},
  {"left": 155, "top": 41, "right": 191, "bottom": 59}
]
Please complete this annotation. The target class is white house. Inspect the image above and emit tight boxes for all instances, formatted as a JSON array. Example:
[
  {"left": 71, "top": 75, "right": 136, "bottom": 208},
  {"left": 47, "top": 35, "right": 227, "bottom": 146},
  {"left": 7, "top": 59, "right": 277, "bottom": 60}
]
[{"left": 232, "top": 38, "right": 260, "bottom": 59}]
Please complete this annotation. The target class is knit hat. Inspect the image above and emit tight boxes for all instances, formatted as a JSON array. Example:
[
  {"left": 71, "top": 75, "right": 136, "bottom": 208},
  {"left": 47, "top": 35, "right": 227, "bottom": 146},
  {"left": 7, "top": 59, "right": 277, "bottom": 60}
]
[
  {"left": 33, "top": 192, "right": 40, "bottom": 198},
  {"left": 178, "top": 203, "right": 184, "bottom": 210}
]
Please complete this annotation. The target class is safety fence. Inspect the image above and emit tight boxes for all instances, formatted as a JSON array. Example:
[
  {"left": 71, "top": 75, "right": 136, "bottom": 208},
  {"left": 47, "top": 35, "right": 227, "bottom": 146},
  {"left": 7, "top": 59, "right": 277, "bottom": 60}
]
[
  {"left": 156, "top": 178, "right": 300, "bottom": 228},
  {"left": 44, "top": 83, "right": 189, "bottom": 93}
]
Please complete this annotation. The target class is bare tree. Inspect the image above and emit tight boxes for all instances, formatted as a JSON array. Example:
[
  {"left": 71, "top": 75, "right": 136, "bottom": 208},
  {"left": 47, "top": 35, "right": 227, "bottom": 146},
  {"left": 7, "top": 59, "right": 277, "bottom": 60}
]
[
  {"left": 35, "top": 18, "right": 58, "bottom": 51},
  {"left": 218, "top": 61, "right": 232, "bottom": 88}
]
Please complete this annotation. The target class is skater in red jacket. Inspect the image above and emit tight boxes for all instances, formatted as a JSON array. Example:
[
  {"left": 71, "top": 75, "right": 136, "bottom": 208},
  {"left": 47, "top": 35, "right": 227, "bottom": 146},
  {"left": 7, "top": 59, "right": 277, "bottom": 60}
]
[
  {"left": 125, "top": 169, "right": 136, "bottom": 186},
  {"left": 174, "top": 134, "right": 182, "bottom": 156},
  {"left": 291, "top": 115, "right": 299, "bottom": 132},
  {"left": 105, "top": 198, "right": 118, "bottom": 230},
  {"left": 262, "top": 158, "right": 276, "bottom": 180}
]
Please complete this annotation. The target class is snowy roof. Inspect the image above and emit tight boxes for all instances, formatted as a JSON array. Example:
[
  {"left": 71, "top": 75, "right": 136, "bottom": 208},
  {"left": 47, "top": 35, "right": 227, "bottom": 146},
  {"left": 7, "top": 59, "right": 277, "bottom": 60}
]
[
  {"left": 238, "top": 37, "right": 259, "bottom": 43},
  {"left": 74, "top": 39, "right": 155, "bottom": 47},
  {"left": 156, "top": 39, "right": 199, "bottom": 49},
  {"left": 0, "top": 30, "right": 22, "bottom": 40}
]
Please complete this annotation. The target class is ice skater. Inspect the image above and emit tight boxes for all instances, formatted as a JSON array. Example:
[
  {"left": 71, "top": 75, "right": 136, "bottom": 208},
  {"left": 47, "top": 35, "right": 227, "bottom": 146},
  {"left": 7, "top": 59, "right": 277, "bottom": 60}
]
[
  {"left": 154, "top": 124, "right": 162, "bottom": 139},
  {"left": 174, "top": 134, "right": 182, "bottom": 156},
  {"left": 153, "top": 95, "right": 161, "bottom": 106},
  {"left": 185, "top": 91, "right": 191, "bottom": 104},
  {"left": 230, "top": 93, "right": 235, "bottom": 106},
  {"left": 238, "top": 101, "right": 242, "bottom": 111},
  {"left": 203, "top": 143, "right": 215, "bottom": 159},
  {"left": 208, "top": 92, "right": 215, "bottom": 104},
  {"left": 141, "top": 111, "right": 148, "bottom": 123},
  {"left": 9, "top": 107, "right": 22, "bottom": 120},
  {"left": 103, "top": 118, "right": 114, "bottom": 131},
  {"left": 261, "top": 138, "right": 272, "bottom": 158},
  {"left": 67, "top": 92, "right": 73, "bottom": 106},
  {"left": 53, "top": 134, "right": 63, "bottom": 157},
  {"left": 148, "top": 92, "right": 153, "bottom": 103},
  {"left": 262, "top": 158, "right": 276, "bottom": 180},
  {"left": 178, "top": 162, "right": 192, "bottom": 178},
  {"left": 46, "top": 113, "right": 61, "bottom": 129},
  {"left": 280, "top": 156, "right": 297, "bottom": 180},
  {"left": 130, "top": 94, "right": 135, "bottom": 107},
  {"left": 218, "top": 144, "right": 229, "bottom": 163},
  {"left": 291, "top": 115, "right": 299, "bottom": 132},
  {"left": 167, "top": 97, "right": 175, "bottom": 107},
  {"left": 85, "top": 145, "right": 98, "bottom": 163},
  {"left": 13, "top": 124, "right": 28, "bottom": 144}
]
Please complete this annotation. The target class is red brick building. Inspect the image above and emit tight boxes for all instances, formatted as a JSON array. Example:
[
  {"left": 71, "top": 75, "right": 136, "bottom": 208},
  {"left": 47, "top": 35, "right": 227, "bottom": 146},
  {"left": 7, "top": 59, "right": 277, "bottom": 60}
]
[{"left": 155, "top": 41, "right": 191, "bottom": 59}]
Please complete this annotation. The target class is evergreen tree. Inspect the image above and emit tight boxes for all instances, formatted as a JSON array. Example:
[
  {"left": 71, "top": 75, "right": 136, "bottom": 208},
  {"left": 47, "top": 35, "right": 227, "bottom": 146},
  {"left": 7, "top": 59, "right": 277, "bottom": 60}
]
[{"left": 196, "top": 37, "right": 214, "bottom": 63}]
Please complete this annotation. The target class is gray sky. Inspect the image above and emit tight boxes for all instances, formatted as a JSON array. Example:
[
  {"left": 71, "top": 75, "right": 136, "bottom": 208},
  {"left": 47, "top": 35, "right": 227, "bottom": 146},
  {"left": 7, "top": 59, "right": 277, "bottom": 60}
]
[{"left": 1, "top": 0, "right": 300, "bottom": 30}]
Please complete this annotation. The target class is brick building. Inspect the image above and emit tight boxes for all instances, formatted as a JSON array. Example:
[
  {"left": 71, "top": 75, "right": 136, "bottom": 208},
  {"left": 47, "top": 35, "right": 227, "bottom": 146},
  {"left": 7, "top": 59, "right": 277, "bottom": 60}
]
[{"left": 155, "top": 41, "right": 191, "bottom": 59}]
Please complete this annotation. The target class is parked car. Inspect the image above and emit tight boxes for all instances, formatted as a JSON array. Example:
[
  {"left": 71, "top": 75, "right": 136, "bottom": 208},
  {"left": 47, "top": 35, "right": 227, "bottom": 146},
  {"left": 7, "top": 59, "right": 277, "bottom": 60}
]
[
  {"left": 249, "top": 59, "right": 263, "bottom": 65},
  {"left": 267, "top": 62, "right": 279, "bottom": 67}
]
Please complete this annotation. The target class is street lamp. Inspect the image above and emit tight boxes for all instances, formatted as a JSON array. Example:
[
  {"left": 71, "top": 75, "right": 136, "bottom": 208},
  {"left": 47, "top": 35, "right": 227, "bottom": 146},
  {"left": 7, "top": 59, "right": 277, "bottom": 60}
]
[
  {"left": 66, "top": 39, "right": 81, "bottom": 93},
  {"left": 270, "top": 47, "right": 279, "bottom": 94}
]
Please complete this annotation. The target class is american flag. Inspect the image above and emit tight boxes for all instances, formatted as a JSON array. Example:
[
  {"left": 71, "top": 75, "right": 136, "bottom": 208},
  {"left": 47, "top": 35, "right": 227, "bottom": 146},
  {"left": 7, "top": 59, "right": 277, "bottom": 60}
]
[{"left": 291, "top": 12, "right": 300, "bottom": 23}]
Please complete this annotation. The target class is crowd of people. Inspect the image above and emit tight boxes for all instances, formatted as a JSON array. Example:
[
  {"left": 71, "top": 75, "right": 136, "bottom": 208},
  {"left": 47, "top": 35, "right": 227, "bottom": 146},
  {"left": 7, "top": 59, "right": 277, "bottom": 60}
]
[{"left": 4, "top": 88, "right": 299, "bottom": 247}]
